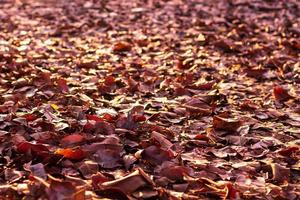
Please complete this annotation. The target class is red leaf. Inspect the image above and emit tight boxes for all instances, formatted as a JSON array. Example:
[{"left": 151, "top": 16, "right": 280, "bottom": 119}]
[
  {"left": 17, "top": 142, "right": 50, "bottom": 159},
  {"left": 278, "top": 146, "right": 299, "bottom": 157},
  {"left": 86, "top": 114, "right": 103, "bottom": 122},
  {"left": 140, "top": 124, "right": 175, "bottom": 138},
  {"left": 273, "top": 86, "right": 291, "bottom": 102},
  {"left": 102, "top": 113, "right": 115, "bottom": 122},
  {"left": 194, "top": 134, "right": 210, "bottom": 141},
  {"left": 22, "top": 113, "right": 38, "bottom": 122},
  {"left": 226, "top": 182, "right": 240, "bottom": 199},
  {"left": 57, "top": 78, "right": 69, "bottom": 93},
  {"left": 151, "top": 131, "right": 174, "bottom": 152},
  {"left": 55, "top": 148, "right": 86, "bottom": 161},
  {"left": 132, "top": 114, "right": 146, "bottom": 122},
  {"left": 77, "top": 61, "right": 97, "bottom": 69},
  {"left": 104, "top": 76, "right": 116, "bottom": 86},
  {"left": 17, "top": 142, "right": 32, "bottom": 153},
  {"left": 83, "top": 122, "right": 94, "bottom": 131},
  {"left": 17, "top": 142, "right": 49, "bottom": 154},
  {"left": 88, "top": 137, "right": 123, "bottom": 169},
  {"left": 61, "top": 134, "right": 85, "bottom": 146}
]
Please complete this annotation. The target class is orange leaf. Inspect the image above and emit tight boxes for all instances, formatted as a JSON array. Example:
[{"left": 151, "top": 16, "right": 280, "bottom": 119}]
[{"left": 55, "top": 148, "right": 86, "bottom": 161}]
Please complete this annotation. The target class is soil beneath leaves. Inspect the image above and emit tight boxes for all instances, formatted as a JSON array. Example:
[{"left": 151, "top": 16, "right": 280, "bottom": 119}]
[{"left": 0, "top": 0, "right": 299, "bottom": 199}]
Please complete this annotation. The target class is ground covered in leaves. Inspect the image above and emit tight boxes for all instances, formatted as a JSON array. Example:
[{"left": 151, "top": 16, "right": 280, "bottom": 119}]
[{"left": 0, "top": 0, "right": 300, "bottom": 199}]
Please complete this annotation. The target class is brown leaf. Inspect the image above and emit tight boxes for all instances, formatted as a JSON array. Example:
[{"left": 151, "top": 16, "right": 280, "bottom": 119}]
[
  {"left": 78, "top": 160, "right": 99, "bottom": 179},
  {"left": 141, "top": 145, "right": 174, "bottom": 165},
  {"left": 159, "top": 162, "right": 192, "bottom": 181},
  {"left": 102, "top": 168, "right": 153, "bottom": 194},
  {"left": 271, "top": 163, "right": 290, "bottom": 183},
  {"left": 47, "top": 176, "right": 81, "bottom": 200},
  {"left": 213, "top": 116, "right": 242, "bottom": 132},
  {"left": 113, "top": 42, "right": 132, "bottom": 52}
]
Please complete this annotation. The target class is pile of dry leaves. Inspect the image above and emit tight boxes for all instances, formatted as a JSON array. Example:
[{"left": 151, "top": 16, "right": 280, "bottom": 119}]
[{"left": 0, "top": 0, "right": 299, "bottom": 199}]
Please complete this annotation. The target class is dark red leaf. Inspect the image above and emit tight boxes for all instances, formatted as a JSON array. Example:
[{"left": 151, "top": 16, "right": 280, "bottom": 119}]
[
  {"left": 86, "top": 114, "right": 103, "bottom": 122},
  {"left": 22, "top": 113, "right": 38, "bottom": 122},
  {"left": 91, "top": 173, "right": 111, "bottom": 189},
  {"left": 278, "top": 146, "right": 299, "bottom": 157},
  {"left": 243, "top": 68, "right": 267, "bottom": 78},
  {"left": 226, "top": 182, "right": 240, "bottom": 199},
  {"left": 113, "top": 42, "right": 132, "bottom": 52},
  {"left": 17, "top": 142, "right": 49, "bottom": 156},
  {"left": 142, "top": 145, "right": 173, "bottom": 165},
  {"left": 95, "top": 121, "right": 115, "bottom": 135},
  {"left": 104, "top": 75, "right": 116, "bottom": 86},
  {"left": 132, "top": 114, "right": 146, "bottom": 122},
  {"left": 160, "top": 164, "right": 191, "bottom": 181},
  {"left": 240, "top": 99, "right": 259, "bottom": 111},
  {"left": 176, "top": 59, "right": 193, "bottom": 70},
  {"left": 56, "top": 78, "right": 69, "bottom": 93},
  {"left": 273, "top": 86, "right": 291, "bottom": 102}
]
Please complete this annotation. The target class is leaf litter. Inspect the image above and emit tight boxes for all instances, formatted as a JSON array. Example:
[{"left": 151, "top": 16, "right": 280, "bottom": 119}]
[{"left": 0, "top": 0, "right": 299, "bottom": 199}]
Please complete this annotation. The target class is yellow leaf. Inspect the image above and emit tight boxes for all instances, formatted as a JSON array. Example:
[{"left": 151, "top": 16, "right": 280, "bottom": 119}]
[{"left": 51, "top": 104, "right": 59, "bottom": 110}]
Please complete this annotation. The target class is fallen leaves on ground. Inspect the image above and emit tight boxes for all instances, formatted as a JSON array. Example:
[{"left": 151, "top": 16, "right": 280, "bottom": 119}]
[{"left": 0, "top": 0, "right": 299, "bottom": 199}]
